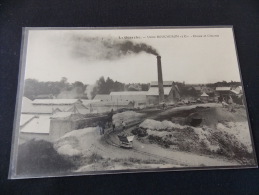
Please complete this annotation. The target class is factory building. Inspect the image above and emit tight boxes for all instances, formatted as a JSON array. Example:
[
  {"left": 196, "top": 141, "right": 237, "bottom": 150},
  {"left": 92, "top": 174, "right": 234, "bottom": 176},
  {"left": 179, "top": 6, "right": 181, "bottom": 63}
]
[
  {"left": 147, "top": 81, "right": 180, "bottom": 105},
  {"left": 93, "top": 81, "right": 181, "bottom": 107}
]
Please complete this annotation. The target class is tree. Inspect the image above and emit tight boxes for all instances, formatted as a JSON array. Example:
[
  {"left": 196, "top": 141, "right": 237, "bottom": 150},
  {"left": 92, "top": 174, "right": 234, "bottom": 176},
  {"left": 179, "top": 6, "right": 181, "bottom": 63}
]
[
  {"left": 127, "top": 86, "right": 139, "bottom": 91},
  {"left": 97, "top": 76, "right": 107, "bottom": 94},
  {"left": 91, "top": 77, "right": 106, "bottom": 98},
  {"left": 60, "top": 77, "right": 71, "bottom": 90},
  {"left": 91, "top": 85, "right": 99, "bottom": 99},
  {"left": 113, "top": 81, "right": 125, "bottom": 91},
  {"left": 90, "top": 76, "right": 126, "bottom": 98},
  {"left": 72, "top": 81, "right": 86, "bottom": 94},
  {"left": 23, "top": 77, "right": 82, "bottom": 100},
  {"left": 141, "top": 83, "right": 149, "bottom": 91},
  {"left": 60, "top": 77, "right": 68, "bottom": 84},
  {"left": 24, "top": 79, "right": 40, "bottom": 99}
]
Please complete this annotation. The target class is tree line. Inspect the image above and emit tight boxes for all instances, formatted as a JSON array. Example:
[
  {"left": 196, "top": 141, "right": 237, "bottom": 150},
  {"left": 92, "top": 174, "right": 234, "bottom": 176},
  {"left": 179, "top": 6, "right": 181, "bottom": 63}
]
[
  {"left": 90, "top": 76, "right": 149, "bottom": 98},
  {"left": 24, "top": 77, "right": 88, "bottom": 100},
  {"left": 24, "top": 77, "right": 150, "bottom": 100},
  {"left": 24, "top": 77, "right": 237, "bottom": 100},
  {"left": 206, "top": 81, "right": 241, "bottom": 87}
]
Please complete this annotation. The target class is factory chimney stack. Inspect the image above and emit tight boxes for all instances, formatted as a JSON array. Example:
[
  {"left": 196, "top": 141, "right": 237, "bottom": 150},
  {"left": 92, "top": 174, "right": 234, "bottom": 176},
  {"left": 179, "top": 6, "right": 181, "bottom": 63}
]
[{"left": 157, "top": 55, "right": 164, "bottom": 103}]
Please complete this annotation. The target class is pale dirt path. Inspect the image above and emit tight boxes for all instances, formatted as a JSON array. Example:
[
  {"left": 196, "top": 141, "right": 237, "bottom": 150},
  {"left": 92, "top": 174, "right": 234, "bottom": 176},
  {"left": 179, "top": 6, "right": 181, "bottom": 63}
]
[
  {"left": 102, "top": 103, "right": 239, "bottom": 167},
  {"left": 133, "top": 139, "right": 239, "bottom": 167},
  {"left": 78, "top": 128, "right": 181, "bottom": 165},
  {"left": 107, "top": 127, "right": 239, "bottom": 167},
  {"left": 76, "top": 103, "right": 238, "bottom": 171}
]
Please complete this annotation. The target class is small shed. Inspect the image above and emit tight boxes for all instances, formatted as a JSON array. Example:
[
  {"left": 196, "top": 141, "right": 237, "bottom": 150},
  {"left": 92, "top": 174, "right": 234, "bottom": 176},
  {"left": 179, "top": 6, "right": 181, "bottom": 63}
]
[{"left": 200, "top": 92, "right": 209, "bottom": 101}]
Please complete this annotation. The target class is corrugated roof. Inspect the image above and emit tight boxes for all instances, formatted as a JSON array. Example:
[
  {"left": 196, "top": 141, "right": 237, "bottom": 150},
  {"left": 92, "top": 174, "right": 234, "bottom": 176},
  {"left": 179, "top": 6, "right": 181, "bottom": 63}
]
[
  {"left": 35, "top": 94, "right": 53, "bottom": 99},
  {"left": 21, "top": 97, "right": 76, "bottom": 114},
  {"left": 20, "top": 115, "right": 50, "bottom": 134},
  {"left": 110, "top": 91, "right": 148, "bottom": 96},
  {"left": 201, "top": 92, "right": 209, "bottom": 97},
  {"left": 150, "top": 81, "right": 173, "bottom": 86},
  {"left": 20, "top": 114, "right": 35, "bottom": 126},
  {"left": 230, "top": 90, "right": 239, "bottom": 95},
  {"left": 25, "top": 105, "right": 71, "bottom": 114},
  {"left": 233, "top": 86, "right": 242, "bottom": 93},
  {"left": 194, "top": 86, "right": 202, "bottom": 91},
  {"left": 51, "top": 112, "right": 74, "bottom": 118},
  {"left": 108, "top": 92, "right": 147, "bottom": 103},
  {"left": 92, "top": 101, "right": 132, "bottom": 106},
  {"left": 147, "top": 87, "right": 172, "bottom": 96},
  {"left": 32, "top": 99, "right": 80, "bottom": 105},
  {"left": 66, "top": 103, "right": 90, "bottom": 115},
  {"left": 81, "top": 99, "right": 101, "bottom": 105},
  {"left": 216, "top": 87, "right": 231, "bottom": 91},
  {"left": 23, "top": 97, "right": 32, "bottom": 102},
  {"left": 21, "top": 97, "right": 35, "bottom": 113},
  {"left": 93, "top": 95, "right": 111, "bottom": 101}
]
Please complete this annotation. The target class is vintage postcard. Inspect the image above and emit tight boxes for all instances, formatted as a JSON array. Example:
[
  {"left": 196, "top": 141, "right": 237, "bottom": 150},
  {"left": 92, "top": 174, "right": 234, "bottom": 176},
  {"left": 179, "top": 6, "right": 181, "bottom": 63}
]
[{"left": 9, "top": 26, "right": 257, "bottom": 179}]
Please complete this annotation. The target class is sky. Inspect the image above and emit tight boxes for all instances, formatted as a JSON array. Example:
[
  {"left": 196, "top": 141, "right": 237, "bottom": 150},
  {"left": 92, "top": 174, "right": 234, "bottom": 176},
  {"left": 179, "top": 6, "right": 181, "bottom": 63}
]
[{"left": 23, "top": 27, "right": 242, "bottom": 85}]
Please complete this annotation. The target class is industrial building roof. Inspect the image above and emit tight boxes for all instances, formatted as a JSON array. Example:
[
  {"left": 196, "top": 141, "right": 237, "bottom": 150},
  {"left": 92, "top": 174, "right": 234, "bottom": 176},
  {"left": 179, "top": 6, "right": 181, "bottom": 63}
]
[
  {"left": 22, "top": 98, "right": 98, "bottom": 114},
  {"left": 216, "top": 87, "right": 231, "bottom": 91},
  {"left": 93, "top": 94, "right": 111, "bottom": 101},
  {"left": 92, "top": 101, "right": 133, "bottom": 106},
  {"left": 193, "top": 86, "right": 202, "bottom": 91},
  {"left": 232, "top": 86, "right": 243, "bottom": 94},
  {"left": 20, "top": 115, "right": 51, "bottom": 134},
  {"left": 109, "top": 91, "right": 147, "bottom": 103},
  {"left": 147, "top": 87, "right": 172, "bottom": 96},
  {"left": 21, "top": 97, "right": 35, "bottom": 113},
  {"left": 230, "top": 90, "right": 239, "bottom": 95},
  {"left": 201, "top": 92, "right": 209, "bottom": 97},
  {"left": 150, "top": 81, "right": 173, "bottom": 86},
  {"left": 19, "top": 114, "right": 35, "bottom": 126},
  {"left": 23, "top": 105, "right": 70, "bottom": 114},
  {"left": 110, "top": 91, "right": 148, "bottom": 96},
  {"left": 51, "top": 112, "right": 74, "bottom": 119},
  {"left": 66, "top": 103, "right": 90, "bottom": 115},
  {"left": 32, "top": 99, "right": 81, "bottom": 105},
  {"left": 81, "top": 99, "right": 101, "bottom": 105}
]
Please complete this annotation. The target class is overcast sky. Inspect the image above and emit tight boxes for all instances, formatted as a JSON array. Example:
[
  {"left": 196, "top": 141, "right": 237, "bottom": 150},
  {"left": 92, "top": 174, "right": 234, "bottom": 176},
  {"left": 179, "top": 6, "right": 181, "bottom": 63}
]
[{"left": 24, "top": 27, "right": 241, "bottom": 85}]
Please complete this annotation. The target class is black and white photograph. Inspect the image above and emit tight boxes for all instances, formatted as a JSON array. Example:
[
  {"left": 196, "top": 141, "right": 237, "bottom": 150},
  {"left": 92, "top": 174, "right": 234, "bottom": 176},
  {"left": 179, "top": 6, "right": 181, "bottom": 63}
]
[{"left": 9, "top": 27, "right": 257, "bottom": 179}]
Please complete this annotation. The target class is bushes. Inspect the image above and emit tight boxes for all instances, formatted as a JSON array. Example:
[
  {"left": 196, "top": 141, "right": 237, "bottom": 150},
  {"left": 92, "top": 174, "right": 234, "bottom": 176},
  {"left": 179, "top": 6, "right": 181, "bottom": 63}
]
[
  {"left": 76, "top": 115, "right": 108, "bottom": 129},
  {"left": 16, "top": 139, "right": 77, "bottom": 176},
  {"left": 148, "top": 135, "right": 173, "bottom": 148},
  {"left": 87, "top": 153, "right": 104, "bottom": 164},
  {"left": 131, "top": 127, "right": 148, "bottom": 137},
  {"left": 110, "top": 157, "right": 166, "bottom": 165},
  {"left": 211, "top": 131, "right": 255, "bottom": 164}
]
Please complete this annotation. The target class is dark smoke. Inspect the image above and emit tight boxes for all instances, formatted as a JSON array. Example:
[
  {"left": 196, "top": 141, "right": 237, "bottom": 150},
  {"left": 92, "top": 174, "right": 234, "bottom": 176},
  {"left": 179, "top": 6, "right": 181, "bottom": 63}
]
[
  {"left": 117, "top": 41, "right": 159, "bottom": 56},
  {"left": 70, "top": 35, "right": 159, "bottom": 60}
]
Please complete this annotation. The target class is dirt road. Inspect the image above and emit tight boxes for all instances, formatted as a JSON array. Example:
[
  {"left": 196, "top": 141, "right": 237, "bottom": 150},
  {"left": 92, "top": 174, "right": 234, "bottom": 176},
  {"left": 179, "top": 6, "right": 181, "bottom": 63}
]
[
  {"left": 70, "top": 103, "right": 240, "bottom": 172},
  {"left": 106, "top": 126, "right": 239, "bottom": 167},
  {"left": 105, "top": 103, "right": 240, "bottom": 166}
]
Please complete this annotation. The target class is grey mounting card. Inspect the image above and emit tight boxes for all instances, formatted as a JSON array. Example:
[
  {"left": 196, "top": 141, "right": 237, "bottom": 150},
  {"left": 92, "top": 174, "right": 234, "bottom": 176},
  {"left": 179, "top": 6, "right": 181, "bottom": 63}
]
[{"left": 9, "top": 26, "right": 257, "bottom": 179}]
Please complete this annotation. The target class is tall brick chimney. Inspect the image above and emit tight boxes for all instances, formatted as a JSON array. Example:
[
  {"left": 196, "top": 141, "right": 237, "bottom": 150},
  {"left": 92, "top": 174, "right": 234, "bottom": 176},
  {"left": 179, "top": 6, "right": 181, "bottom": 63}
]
[{"left": 157, "top": 55, "right": 164, "bottom": 103}]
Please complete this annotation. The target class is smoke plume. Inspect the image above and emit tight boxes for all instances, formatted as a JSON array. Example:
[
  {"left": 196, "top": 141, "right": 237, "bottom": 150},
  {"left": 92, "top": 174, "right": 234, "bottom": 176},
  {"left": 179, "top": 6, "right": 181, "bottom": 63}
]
[
  {"left": 69, "top": 35, "right": 159, "bottom": 60},
  {"left": 85, "top": 84, "right": 95, "bottom": 99}
]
